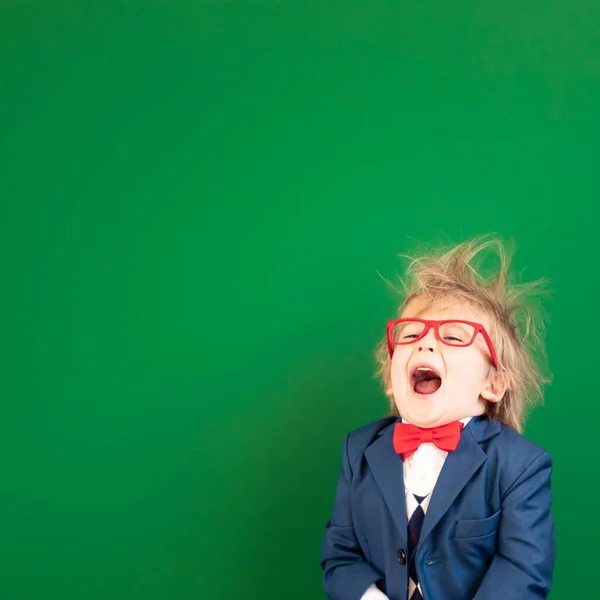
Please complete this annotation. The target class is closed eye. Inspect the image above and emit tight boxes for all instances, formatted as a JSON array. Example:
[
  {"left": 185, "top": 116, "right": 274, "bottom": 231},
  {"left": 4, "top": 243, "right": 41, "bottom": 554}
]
[{"left": 443, "top": 335, "right": 464, "bottom": 342}]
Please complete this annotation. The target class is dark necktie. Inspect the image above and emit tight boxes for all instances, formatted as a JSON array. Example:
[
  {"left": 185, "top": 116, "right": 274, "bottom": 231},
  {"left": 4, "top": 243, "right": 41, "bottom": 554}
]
[{"left": 408, "top": 493, "right": 428, "bottom": 600}]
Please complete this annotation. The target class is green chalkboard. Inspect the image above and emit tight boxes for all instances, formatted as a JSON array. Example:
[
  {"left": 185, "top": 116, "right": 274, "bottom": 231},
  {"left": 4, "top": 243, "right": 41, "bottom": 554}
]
[{"left": 0, "top": 1, "right": 598, "bottom": 599}]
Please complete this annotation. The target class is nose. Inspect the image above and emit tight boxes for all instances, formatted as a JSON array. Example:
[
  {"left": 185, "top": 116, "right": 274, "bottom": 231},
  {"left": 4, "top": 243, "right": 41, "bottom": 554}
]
[{"left": 418, "top": 326, "right": 438, "bottom": 354}]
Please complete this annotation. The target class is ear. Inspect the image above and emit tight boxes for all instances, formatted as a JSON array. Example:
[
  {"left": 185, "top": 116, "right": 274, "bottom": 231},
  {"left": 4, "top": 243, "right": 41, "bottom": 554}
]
[
  {"left": 480, "top": 369, "right": 509, "bottom": 403},
  {"left": 386, "top": 387, "right": 394, "bottom": 398}
]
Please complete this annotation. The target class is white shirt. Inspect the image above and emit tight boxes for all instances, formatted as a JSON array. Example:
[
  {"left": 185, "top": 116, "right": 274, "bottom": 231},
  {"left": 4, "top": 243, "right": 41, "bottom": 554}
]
[{"left": 360, "top": 417, "right": 473, "bottom": 600}]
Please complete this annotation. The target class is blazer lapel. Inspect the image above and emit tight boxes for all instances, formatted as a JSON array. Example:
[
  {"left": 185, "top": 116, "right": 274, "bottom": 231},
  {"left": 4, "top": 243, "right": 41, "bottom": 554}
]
[
  {"left": 364, "top": 421, "right": 407, "bottom": 547},
  {"left": 419, "top": 416, "right": 501, "bottom": 545}
]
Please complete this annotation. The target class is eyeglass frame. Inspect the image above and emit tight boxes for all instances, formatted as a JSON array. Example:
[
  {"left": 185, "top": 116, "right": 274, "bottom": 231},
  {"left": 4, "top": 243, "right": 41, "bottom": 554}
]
[{"left": 386, "top": 318, "right": 499, "bottom": 368}]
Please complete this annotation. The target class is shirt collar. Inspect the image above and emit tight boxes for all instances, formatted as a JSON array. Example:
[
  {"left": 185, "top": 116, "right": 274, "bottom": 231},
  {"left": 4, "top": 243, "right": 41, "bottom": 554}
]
[{"left": 401, "top": 416, "right": 474, "bottom": 425}]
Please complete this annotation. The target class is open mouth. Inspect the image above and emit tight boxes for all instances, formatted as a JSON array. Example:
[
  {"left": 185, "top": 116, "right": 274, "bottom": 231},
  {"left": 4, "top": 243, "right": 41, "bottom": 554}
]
[{"left": 411, "top": 366, "right": 442, "bottom": 395}]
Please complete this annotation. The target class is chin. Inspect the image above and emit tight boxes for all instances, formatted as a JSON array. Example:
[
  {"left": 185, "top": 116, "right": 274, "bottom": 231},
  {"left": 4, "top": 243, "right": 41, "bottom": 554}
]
[{"left": 396, "top": 400, "right": 448, "bottom": 427}]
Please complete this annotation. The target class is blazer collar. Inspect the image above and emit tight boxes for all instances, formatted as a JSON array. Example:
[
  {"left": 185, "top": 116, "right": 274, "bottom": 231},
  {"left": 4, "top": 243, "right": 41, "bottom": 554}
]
[{"left": 365, "top": 415, "right": 501, "bottom": 546}]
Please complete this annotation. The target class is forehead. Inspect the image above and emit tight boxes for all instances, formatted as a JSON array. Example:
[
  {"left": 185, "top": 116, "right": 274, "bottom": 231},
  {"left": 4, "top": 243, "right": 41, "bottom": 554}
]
[{"left": 401, "top": 295, "right": 493, "bottom": 329}]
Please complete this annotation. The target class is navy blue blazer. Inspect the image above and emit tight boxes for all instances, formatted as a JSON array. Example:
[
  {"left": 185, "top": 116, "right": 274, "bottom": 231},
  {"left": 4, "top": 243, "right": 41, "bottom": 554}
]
[{"left": 320, "top": 416, "right": 555, "bottom": 600}]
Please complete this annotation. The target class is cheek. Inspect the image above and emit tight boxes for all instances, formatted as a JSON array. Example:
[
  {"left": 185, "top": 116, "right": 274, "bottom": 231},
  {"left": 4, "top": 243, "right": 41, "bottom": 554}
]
[
  {"left": 390, "top": 349, "right": 410, "bottom": 379},
  {"left": 445, "top": 352, "right": 488, "bottom": 385}
]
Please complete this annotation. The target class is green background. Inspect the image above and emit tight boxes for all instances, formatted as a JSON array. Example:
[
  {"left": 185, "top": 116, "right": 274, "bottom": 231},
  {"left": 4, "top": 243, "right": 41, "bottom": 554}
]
[{"left": 0, "top": 1, "right": 597, "bottom": 599}]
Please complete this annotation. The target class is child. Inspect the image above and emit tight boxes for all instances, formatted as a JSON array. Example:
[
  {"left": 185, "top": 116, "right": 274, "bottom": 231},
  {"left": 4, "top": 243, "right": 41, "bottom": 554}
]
[{"left": 320, "top": 237, "right": 555, "bottom": 600}]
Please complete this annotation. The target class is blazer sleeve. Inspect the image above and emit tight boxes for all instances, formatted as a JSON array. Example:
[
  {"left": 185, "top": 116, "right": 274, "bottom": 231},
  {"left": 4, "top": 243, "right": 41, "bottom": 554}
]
[
  {"left": 471, "top": 451, "right": 556, "bottom": 600},
  {"left": 320, "top": 433, "right": 382, "bottom": 600}
]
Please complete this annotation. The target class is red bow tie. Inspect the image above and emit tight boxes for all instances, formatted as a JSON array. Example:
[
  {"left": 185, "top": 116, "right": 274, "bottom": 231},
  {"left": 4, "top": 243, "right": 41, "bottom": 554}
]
[{"left": 393, "top": 421, "right": 464, "bottom": 460}]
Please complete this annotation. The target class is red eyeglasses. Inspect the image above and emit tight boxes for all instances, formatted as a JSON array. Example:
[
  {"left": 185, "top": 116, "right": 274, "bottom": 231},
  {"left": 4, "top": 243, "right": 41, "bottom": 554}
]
[{"left": 386, "top": 318, "right": 498, "bottom": 367}]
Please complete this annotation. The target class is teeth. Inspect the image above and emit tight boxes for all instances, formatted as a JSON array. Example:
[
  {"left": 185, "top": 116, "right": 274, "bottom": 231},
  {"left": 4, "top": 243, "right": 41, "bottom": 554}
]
[{"left": 416, "top": 368, "right": 433, "bottom": 372}]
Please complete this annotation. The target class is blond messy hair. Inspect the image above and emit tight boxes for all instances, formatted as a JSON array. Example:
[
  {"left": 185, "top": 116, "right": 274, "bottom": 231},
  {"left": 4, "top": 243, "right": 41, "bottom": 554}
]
[{"left": 375, "top": 236, "right": 552, "bottom": 433}]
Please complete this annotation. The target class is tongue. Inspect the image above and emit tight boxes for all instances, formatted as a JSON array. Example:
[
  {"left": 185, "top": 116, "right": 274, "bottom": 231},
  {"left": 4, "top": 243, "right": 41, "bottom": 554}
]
[{"left": 415, "top": 378, "right": 442, "bottom": 394}]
